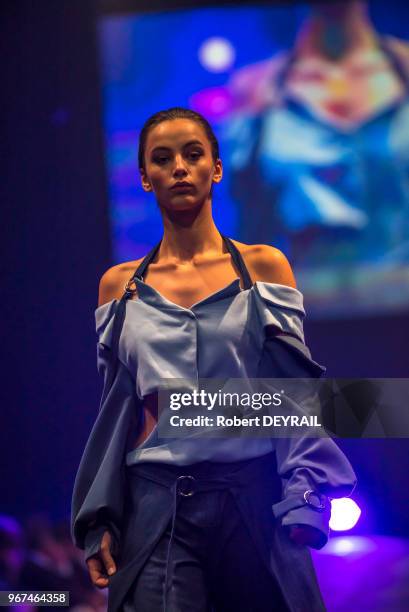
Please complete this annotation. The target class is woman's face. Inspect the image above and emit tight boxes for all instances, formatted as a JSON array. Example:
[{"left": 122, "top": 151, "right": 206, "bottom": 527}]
[{"left": 140, "top": 118, "right": 222, "bottom": 211}]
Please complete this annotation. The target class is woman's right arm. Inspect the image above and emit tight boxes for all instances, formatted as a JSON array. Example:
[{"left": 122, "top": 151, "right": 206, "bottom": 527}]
[{"left": 71, "top": 267, "right": 141, "bottom": 587}]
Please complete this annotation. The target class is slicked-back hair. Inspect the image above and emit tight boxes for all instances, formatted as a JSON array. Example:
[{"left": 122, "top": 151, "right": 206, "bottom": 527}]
[{"left": 138, "top": 107, "right": 220, "bottom": 170}]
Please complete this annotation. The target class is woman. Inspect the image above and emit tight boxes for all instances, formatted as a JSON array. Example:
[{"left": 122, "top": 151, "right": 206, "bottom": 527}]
[{"left": 71, "top": 107, "right": 356, "bottom": 611}]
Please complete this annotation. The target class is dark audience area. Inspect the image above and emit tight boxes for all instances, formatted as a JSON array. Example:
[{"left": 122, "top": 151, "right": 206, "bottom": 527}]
[{"left": 0, "top": 515, "right": 106, "bottom": 611}]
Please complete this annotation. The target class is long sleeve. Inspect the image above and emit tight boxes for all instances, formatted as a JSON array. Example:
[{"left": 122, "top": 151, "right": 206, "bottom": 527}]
[
  {"left": 253, "top": 282, "right": 357, "bottom": 549},
  {"left": 71, "top": 304, "right": 141, "bottom": 562}
]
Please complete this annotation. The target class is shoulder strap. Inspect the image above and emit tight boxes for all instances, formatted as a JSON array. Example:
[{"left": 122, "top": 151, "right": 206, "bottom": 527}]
[
  {"left": 220, "top": 234, "right": 253, "bottom": 290},
  {"left": 133, "top": 239, "right": 163, "bottom": 281},
  {"left": 104, "top": 239, "right": 163, "bottom": 393}
]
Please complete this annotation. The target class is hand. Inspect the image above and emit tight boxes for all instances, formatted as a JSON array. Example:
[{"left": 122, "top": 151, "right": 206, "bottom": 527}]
[
  {"left": 287, "top": 524, "right": 323, "bottom": 548},
  {"left": 86, "top": 530, "right": 117, "bottom": 589}
]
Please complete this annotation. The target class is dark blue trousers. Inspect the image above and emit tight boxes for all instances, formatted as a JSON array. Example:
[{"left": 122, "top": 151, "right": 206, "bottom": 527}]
[
  {"left": 122, "top": 485, "right": 288, "bottom": 611},
  {"left": 108, "top": 453, "right": 325, "bottom": 612}
]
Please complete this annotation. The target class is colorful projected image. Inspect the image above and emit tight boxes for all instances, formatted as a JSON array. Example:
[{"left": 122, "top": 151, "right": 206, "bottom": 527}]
[{"left": 98, "top": 1, "right": 409, "bottom": 317}]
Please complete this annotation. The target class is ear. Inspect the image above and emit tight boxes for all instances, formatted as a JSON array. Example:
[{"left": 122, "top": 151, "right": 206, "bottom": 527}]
[
  {"left": 212, "top": 158, "right": 223, "bottom": 184},
  {"left": 140, "top": 168, "right": 152, "bottom": 192}
]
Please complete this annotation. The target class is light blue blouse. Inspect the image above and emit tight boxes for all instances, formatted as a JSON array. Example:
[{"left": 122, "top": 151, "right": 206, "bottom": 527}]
[
  {"left": 96, "top": 277, "right": 314, "bottom": 466},
  {"left": 71, "top": 271, "right": 357, "bottom": 562}
]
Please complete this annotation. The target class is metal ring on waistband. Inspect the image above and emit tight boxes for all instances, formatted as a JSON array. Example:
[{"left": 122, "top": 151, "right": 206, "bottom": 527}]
[{"left": 176, "top": 475, "right": 195, "bottom": 497}]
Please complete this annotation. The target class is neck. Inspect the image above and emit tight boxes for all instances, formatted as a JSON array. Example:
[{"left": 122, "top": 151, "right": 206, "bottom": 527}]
[
  {"left": 158, "top": 200, "right": 224, "bottom": 263},
  {"left": 295, "top": 1, "right": 377, "bottom": 61}
]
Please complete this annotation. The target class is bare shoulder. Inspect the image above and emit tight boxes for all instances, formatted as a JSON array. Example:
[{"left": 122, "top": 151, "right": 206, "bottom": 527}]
[
  {"left": 230, "top": 240, "right": 297, "bottom": 288},
  {"left": 98, "top": 257, "right": 144, "bottom": 307}
]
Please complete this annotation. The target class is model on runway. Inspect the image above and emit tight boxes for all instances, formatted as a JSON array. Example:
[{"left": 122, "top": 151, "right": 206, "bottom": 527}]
[{"left": 71, "top": 107, "right": 356, "bottom": 611}]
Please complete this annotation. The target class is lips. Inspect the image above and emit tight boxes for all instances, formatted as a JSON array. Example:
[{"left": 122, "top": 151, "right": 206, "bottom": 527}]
[{"left": 170, "top": 182, "right": 194, "bottom": 191}]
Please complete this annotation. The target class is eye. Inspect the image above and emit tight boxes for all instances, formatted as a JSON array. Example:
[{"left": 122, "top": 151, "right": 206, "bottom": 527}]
[
  {"left": 152, "top": 155, "right": 169, "bottom": 165},
  {"left": 188, "top": 150, "right": 203, "bottom": 161}
]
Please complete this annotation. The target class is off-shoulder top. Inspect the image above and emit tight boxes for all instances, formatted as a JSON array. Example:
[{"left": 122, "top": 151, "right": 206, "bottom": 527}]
[
  {"left": 71, "top": 234, "right": 357, "bottom": 560},
  {"left": 95, "top": 238, "right": 311, "bottom": 466}
]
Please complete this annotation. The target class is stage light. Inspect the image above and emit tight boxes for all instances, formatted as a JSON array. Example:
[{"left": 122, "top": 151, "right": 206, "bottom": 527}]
[
  {"left": 324, "top": 536, "right": 377, "bottom": 556},
  {"left": 330, "top": 497, "right": 361, "bottom": 531},
  {"left": 198, "top": 37, "right": 235, "bottom": 73}
]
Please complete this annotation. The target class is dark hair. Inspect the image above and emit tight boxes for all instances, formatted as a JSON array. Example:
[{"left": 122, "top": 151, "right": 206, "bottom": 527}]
[{"left": 138, "top": 107, "right": 220, "bottom": 170}]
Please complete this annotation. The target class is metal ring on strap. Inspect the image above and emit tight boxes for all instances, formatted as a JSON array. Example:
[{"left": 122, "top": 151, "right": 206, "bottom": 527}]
[
  {"left": 124, "top": 277, "right": 138, "bottom": 294},
  {"left": 303, "top": 489, "right": 327, "bottom": 511}
]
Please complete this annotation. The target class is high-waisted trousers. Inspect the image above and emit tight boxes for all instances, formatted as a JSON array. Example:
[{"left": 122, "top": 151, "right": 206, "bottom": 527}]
[{"left": 119, "top": 454, "right": 291, "bottom": 612}]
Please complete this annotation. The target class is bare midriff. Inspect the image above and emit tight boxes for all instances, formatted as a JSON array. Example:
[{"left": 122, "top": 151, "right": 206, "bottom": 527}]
[{"left": 128, "top": 392, "right": 159, "bottom": 450}]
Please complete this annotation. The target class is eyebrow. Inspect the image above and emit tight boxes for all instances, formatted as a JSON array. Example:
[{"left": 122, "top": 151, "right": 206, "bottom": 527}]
[{"left": 150, "top": 140, "right": 205, "bottom": 154}]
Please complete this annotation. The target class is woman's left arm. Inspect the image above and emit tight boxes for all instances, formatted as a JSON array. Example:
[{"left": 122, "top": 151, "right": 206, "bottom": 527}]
[{"left": 251, "top": 246, "right": 357, "bottom": 549}]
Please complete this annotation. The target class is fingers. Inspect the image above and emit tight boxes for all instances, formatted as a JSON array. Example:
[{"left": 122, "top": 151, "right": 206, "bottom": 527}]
[
  {"left": 86, "top": 531, "right": 117, "bottom": 589},
  {"left": 87, "top": 556, "right": 110, "bottom": 589},
  {"left": 100, "top": 531, "right": 117, "bottom": 576}
]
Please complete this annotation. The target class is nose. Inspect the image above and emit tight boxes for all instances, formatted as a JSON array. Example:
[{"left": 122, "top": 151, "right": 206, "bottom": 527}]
[{"left": 173, "top": 154, "right": 188, "bottom": 177}]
